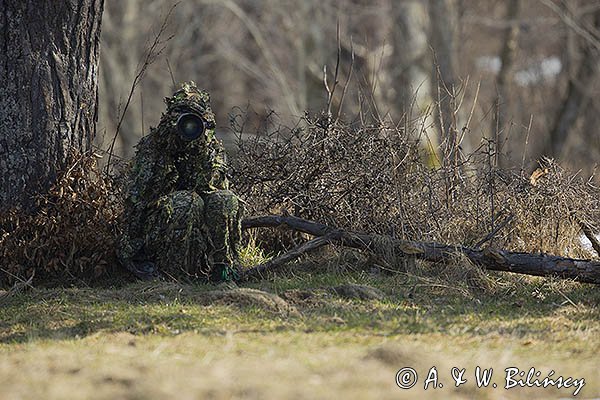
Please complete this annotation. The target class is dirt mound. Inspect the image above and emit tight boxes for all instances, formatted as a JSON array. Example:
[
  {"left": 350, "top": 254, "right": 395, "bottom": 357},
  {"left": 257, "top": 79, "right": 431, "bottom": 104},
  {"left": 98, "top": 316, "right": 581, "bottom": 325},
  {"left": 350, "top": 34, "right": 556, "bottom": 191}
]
[
  {"left": 331, "top": 284, "right": 385, "bottom": 301},
  {"left": 205, "top": 288, "right": 297, "bottom": 315}
]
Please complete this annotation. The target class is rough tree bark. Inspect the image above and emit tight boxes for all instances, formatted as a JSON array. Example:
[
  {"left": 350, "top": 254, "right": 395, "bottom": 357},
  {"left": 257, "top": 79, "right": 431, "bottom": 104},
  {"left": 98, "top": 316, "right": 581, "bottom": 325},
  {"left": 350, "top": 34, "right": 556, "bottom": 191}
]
[{"left": 0, "top": 0, "right": 104, "bottom": 211}]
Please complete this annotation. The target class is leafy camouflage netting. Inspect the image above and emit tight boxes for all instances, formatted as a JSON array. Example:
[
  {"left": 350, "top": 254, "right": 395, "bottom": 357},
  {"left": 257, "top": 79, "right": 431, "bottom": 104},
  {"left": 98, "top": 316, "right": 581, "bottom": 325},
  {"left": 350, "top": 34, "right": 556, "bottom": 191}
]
[{"left": 118, "top": 82, "right": 243, "bottom": 281}]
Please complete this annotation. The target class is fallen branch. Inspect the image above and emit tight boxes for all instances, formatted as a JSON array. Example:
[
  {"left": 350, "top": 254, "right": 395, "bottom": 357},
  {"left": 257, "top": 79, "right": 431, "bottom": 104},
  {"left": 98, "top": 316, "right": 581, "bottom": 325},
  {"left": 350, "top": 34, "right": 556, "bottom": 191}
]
[
  {"left": 242, "top": 215, "right": 600, "bottom": 284},
  {"left": 474, "top": 213, "right": 514, "bottom": 249},
  {"left": 242, "top": 233, "right": 337, "bottom": 279},
  {"left": 0, "top": 270, "right": 34, "bottom": 302}
]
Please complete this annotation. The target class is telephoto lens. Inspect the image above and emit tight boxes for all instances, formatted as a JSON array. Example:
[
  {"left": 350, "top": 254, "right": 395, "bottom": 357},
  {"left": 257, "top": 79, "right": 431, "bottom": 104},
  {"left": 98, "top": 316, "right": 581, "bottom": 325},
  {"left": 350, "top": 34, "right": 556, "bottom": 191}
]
[{"left": 176, "top": 113, "right": 205, "bottom": 141}]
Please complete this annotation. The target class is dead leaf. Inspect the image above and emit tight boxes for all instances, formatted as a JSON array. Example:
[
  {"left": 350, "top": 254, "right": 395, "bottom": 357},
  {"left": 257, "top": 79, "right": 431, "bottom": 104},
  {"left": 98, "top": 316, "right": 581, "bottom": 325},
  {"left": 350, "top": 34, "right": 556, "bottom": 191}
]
[{"left": 529, "top": 168, "right": 548, "bottom": 186}]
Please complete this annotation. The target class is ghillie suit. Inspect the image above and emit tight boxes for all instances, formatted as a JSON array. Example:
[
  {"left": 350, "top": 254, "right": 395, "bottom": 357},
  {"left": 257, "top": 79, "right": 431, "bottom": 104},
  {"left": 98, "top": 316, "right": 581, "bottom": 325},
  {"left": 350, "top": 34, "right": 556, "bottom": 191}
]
[{"left": 119, "top": 82, "right": 243, "bottom": 281}]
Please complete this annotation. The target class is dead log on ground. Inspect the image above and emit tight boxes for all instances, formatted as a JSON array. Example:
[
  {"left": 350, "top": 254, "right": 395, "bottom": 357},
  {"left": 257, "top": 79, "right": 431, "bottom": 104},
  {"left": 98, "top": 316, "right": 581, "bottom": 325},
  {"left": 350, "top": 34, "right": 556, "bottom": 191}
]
[{"left": 241, "top": 215, "right": 600, "bottom": 284}]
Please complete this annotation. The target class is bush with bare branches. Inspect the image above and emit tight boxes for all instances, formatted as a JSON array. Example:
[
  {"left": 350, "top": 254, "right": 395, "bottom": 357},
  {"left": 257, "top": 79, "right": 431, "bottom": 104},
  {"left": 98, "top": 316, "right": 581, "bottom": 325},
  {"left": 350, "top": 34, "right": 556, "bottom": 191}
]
[{"left": 231, "top": 108, "right": 600, "bottom": 261}]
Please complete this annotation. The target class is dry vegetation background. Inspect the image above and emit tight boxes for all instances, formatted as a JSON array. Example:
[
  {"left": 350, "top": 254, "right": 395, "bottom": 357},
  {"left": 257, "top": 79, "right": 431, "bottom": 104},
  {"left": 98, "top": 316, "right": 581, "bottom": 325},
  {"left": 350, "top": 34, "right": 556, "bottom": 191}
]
[{"left": 3, "top": 0, "right": 600, "bottom": 286}]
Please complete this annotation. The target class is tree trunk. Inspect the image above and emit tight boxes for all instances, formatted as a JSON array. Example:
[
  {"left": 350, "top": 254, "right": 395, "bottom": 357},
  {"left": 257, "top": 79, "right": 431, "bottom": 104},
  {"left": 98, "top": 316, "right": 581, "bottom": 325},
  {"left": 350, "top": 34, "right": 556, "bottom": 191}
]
[
  {"left": 545, "top": 9, "right": 600, "bottom": 159},
  {"left": 0, "top": 0, "right": 104, "bottom": 211},
  {"left": 493, "top": 0, "right": 520, "bottom": 168},
  {"left": 389, "top": 1, "right": 430, "bottom": 118},
  {"left": 428, "top": 0, "right": 459, "bottom": 169}
]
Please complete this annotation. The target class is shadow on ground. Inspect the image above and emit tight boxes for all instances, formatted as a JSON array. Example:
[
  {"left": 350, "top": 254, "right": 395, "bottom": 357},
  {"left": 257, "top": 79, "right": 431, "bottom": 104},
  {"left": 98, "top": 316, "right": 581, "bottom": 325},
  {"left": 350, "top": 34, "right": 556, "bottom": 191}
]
[{"left": 1, "top": 268, "right": 598, "bottom": 345}]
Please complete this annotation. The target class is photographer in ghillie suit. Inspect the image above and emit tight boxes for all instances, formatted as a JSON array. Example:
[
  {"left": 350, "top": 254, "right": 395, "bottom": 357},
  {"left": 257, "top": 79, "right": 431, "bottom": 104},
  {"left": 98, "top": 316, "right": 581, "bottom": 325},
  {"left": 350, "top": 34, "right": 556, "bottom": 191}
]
[{"left": 118, "top": 82, "right": 243, "bottom": 282}]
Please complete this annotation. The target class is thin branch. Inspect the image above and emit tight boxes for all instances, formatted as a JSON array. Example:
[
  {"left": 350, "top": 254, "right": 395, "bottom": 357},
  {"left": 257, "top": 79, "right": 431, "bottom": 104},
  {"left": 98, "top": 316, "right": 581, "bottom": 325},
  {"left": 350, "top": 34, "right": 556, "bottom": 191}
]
[
  {"left": 335, "top": 36, "right": 354, "bottom": 124},
  {"left": 104, "top": 3, "right": 178, "bottom": 175},
  {"left": 140, "top": 88, "right": 145, "bottom": 138},
  {"left": 474, "top": 213, "right": 514, "bottom": 249},
  {"left": 459, "top": 79, "right": 480, "bottom": 146},
  {"left": 166, "top": 57, "right": 177, "bottom": 91},
  {"left": 241, "top": 233, "right": 336, "bottom": 279},
  {"left": 540, "top": 0, "right": 600, "bottom": 51},
  {"left": 0, "top": 269, "right": 34, "bottom": 300},
  {"left": 324, "top": 21, "right": 342, "bottom": 126}
]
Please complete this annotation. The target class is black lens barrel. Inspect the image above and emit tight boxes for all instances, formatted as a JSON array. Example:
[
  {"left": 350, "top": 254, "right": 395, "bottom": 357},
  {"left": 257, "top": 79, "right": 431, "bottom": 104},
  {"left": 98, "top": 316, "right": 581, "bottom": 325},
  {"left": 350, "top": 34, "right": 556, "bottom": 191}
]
[{"left": 176, "top": 113, "right": 206, "bottom": 141}]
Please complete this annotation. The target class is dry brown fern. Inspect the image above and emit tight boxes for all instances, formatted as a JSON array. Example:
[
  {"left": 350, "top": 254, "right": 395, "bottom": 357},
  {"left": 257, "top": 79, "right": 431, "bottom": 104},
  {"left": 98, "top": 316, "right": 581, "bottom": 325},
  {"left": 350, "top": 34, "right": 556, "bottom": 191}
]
[{"left": 0, "top": 151, "right": 123, "bottom": 287}]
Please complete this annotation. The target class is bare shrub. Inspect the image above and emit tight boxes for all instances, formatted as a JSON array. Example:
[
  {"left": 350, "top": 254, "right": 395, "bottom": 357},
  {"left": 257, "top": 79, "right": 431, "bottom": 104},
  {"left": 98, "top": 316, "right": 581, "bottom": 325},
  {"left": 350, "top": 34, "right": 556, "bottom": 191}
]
[
  {"left": 231, "top": 108, "right": 600, "bottom": 260},
  {"left": 232, "top": 110, "right": 418, "bottom": 235}
]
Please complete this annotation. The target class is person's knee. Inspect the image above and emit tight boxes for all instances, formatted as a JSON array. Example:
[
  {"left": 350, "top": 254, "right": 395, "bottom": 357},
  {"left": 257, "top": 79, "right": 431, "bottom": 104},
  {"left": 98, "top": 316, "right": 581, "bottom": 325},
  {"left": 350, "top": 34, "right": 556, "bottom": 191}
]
[
  {"left": 204, "top": 190, "right": 241, "bottom": 216},
  {"left": 155, "top": 191, "right": 205, "bottom": 221}
]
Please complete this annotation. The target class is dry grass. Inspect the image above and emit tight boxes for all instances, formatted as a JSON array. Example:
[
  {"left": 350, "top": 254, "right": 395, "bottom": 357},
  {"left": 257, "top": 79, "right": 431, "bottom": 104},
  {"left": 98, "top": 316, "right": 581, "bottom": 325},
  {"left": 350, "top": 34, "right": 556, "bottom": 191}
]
[
  {"left": 0, "top": 152, "right": 124, "bottom": 287},
  {"left": 0, "top": 268, "right": 598, "bottom": 399}
]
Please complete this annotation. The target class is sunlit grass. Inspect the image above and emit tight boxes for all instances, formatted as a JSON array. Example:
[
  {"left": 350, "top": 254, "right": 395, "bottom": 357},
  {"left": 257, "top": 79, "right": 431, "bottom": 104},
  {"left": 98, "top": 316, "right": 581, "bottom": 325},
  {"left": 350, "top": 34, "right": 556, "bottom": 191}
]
[
  {"left": 238, "top": 233, "right": 273, "bottom": 269},
  {"left": 0, "top": 264, "right": 598, "bottom": 399}
]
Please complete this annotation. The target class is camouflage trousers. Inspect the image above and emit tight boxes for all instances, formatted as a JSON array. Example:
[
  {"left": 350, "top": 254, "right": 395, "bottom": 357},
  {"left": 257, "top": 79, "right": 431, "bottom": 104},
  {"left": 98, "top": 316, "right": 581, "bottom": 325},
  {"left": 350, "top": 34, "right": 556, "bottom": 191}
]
[{"left": 142, "top": 189, "right": 243, "bottom": 281}]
